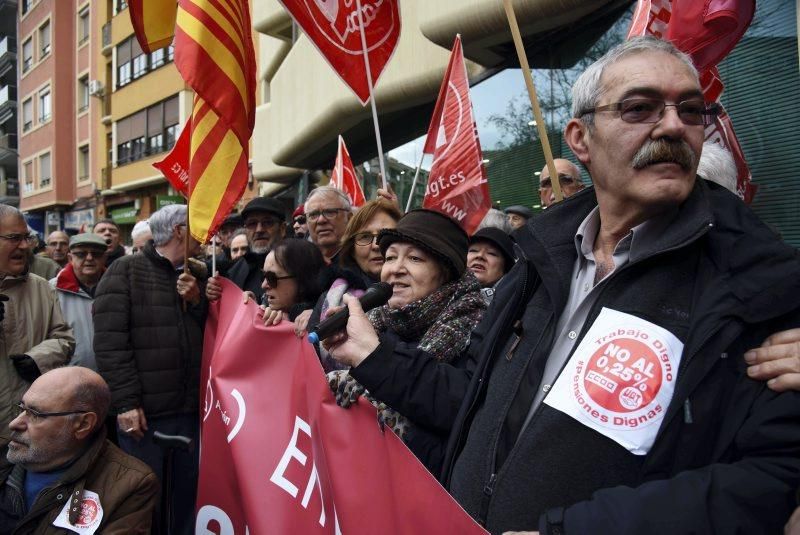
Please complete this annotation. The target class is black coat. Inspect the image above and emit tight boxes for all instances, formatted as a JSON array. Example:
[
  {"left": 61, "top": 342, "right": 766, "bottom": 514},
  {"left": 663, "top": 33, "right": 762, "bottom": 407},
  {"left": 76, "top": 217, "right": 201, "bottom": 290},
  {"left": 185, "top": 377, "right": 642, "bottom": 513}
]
[
  {"left": 226, "top": 251, "right": 267, "bottom": 302},
  {"left": 93, "top": 242, "right": 207, "bottom": 417},
  {"left": 351, "top": 181, "right": 800, "bottom": 534}
]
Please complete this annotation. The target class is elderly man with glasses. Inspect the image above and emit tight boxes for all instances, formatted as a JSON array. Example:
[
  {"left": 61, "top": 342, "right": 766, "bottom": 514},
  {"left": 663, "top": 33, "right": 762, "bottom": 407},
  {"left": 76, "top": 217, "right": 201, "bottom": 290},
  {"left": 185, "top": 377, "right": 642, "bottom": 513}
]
[
  {"left": 43, "top": 231, "right": 70, "bottom": 268},
  {"left": 0, "top": 367, "right": 157, "bottom": 533},
  {"left": 305, "top": 186, "right": 352, "bottom": 264},
  {"left": 538, "top": 158, "right": 586, "bottom": 209},
  {"left": 328, "top": 37, "right": 800, "bottom": 534},
  {"left": 206, "top": 197, "right": 287, "bottom": 305},
  {"left": 0, "top": 205, "right": 74, "bottom": 472}
]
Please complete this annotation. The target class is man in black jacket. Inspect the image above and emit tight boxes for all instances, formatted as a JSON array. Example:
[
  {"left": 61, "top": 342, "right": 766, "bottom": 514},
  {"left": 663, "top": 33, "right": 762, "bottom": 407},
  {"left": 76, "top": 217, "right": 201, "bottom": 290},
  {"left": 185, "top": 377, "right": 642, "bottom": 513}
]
[
  {"left": 327, "top": 37, "right": 800, "bottom": 534},
  {"left": 93, "top": 204, "right": 205, "bottom": 535}
]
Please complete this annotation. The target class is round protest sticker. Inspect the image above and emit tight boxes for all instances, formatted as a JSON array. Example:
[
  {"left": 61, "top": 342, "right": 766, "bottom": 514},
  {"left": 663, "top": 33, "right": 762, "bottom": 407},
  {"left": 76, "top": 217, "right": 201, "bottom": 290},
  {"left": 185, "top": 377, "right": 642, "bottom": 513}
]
[{"left": 75, "top": 496, "right": 101, "bottom": 527}]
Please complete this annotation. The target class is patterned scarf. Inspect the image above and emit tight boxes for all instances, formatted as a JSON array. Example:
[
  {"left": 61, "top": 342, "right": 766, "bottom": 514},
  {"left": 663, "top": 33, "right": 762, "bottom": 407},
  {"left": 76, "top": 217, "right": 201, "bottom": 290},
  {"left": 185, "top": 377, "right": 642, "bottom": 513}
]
[{"left": 368, "top": 270, "right": 485, "bottom": 362}]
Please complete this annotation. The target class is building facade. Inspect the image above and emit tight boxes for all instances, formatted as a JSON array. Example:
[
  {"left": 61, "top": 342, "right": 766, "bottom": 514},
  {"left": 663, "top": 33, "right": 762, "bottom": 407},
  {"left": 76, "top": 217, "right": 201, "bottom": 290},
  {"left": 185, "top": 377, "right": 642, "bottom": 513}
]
[{"left": 0, "top": 0, "right": 19, "bottom": 208}]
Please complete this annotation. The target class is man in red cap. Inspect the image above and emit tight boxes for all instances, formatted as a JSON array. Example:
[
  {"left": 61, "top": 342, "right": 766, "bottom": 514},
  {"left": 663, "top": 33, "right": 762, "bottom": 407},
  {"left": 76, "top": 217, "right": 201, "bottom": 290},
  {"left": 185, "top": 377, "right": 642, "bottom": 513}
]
[{"left": 292, "top": 205, "right": 308, "bottom": 240}]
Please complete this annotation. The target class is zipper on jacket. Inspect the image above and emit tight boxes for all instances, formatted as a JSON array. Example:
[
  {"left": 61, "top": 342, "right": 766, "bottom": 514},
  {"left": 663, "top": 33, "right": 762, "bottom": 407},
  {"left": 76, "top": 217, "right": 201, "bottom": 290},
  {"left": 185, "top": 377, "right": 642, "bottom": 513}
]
[
  {"left": 505, "top": 320, "right": 523, "bottom": 361},
  {"left": 683, "top": 398, "right": 693, "bottom": 424},
  {"left": 477, "top": 472, "right": 497, "bottom": 525}
]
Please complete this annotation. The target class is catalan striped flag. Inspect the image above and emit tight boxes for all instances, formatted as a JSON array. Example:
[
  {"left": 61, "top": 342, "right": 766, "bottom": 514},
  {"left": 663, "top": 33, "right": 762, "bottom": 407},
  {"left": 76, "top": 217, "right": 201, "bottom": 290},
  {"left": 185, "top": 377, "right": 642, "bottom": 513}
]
[
  {"left": 129, "top": 0, "right": 177, "bottom": 53},
  {"left": 140, "top": 0, "right": 256, "bottom": 243}
]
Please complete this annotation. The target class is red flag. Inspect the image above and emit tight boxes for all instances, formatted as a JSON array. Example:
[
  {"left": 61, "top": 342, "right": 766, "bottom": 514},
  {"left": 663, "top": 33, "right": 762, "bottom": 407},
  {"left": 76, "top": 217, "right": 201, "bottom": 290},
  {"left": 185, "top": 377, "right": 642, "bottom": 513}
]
[
  {"left": 197, "top": 279, "right": 488, "bottom": 534},
  {"left": 153, "top": 120, "right": 190, "bottom": 197},
  {"left": 627, "top": 0, "right": 756, "bottom": 202},
  {"left": 330, "top": 136, "right": 366, "bottom": 208},
  {"left": 421, "top": 36, "right": 490, "bottom": 235},
  {"left": 277, "top": 0, "right": 401, "bottom": 105}
]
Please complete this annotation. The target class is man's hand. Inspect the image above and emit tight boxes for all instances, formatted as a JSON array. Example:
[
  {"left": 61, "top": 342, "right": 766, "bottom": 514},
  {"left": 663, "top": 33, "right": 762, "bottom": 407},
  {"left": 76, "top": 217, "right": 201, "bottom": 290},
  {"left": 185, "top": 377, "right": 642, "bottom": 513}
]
[
  {"left": 118, "top": 408, "right": 148, "bottom": 441},
  {"left": 258, "top": 305, "right": 285, "bottom": 326},
  {"left": 206, "top": 274, "right": 223, "bottom": 302},
  {"left": 242, "top": 291, "right": 257, "bottom": 305},
  {"left": 786, "top": 505, "right": 800, "bottom": 535},
  {"left": 177, "top": 273, "right": 201, "bottom": 305},
  {"left": 293, "top": 309, "right": 313, "bottom": 338},
  {"left": 324, "top": 294, "right": 380, "bottom": 368},
  {"left": 745, "top": 328, "right": 800, "bottom": 392},
  {"left": 376, "top": 184, "right": 399, "bottom": 208},
  {"left": 10, "top": 354, "right": 40, "bottom": 383}
]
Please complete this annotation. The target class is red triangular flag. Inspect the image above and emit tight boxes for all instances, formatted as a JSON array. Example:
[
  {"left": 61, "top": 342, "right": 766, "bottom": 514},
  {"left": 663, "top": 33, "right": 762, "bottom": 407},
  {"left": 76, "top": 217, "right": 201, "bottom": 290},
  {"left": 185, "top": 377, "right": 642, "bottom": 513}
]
[
  {"left": 421, "top": 36, "right": 490, "bottom": 234},
  {"left": 331, "top": 136, "right": 366, "bottom": 208},
  {"left": 278, "top": 0, "right": 401, "bottom": 105}
]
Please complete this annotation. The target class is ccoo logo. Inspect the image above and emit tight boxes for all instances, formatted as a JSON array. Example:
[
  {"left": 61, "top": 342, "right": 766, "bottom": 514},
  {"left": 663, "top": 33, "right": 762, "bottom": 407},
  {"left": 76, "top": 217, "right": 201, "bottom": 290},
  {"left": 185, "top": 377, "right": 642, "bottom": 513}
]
[{"left": 304, "top": 0, "right": 397, "bottom": 54}]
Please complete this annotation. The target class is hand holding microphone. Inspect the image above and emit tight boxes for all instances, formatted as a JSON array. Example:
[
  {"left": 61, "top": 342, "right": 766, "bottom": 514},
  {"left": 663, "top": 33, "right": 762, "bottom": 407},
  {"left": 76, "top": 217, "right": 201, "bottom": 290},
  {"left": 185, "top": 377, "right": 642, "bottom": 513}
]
[{"left": 310, "top": 282, "right": 392, "bottom": 368}]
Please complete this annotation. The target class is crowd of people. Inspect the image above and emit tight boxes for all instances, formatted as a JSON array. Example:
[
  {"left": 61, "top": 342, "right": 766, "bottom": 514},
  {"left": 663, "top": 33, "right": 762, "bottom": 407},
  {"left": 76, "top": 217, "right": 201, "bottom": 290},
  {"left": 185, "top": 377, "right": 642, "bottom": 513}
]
[{"left": 0, "top": 36, "right": 799, "bottom": 534}]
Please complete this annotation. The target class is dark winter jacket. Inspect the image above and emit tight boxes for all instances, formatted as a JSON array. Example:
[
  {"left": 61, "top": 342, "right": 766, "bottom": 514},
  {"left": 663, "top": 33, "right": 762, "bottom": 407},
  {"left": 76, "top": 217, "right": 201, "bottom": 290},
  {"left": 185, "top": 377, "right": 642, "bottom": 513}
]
[
  {"left": 93, "top": 242, "right": 207, "bottom": 417},
  {"left": 104, "top": 245, "right": 126, "bottom": 267},
  {"left": 0, "top": 431, "right": 158, "bottom": 534},
  {"left": 226, "top": 251, "right": 267, "bottom": 302},
  {"left": 351, "top": 180, "right": 800, "bottom": 534}
]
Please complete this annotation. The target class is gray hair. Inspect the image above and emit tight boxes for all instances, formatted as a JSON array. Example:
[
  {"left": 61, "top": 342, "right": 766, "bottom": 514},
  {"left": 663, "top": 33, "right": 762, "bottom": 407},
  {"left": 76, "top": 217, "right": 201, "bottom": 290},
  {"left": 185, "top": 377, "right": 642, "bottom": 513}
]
[
  {"left": 572, "top": 36, "right": 698, "bottom": 128},
  {"left": 0, "top": 204, "right": 24, "bottom": 224},
  {"left": 149, "top": 204, "right": 187, "bottom": 246},
  {"left": 131, "top": 220, "right": 151, "bottom": 241},
  {"left": 304, "top": 186, "right": 352, "bottom": 212},
  {"left": 697, "top": 141, "right": 738, "bottom": 194},
  {"left": 477, "top": 208, "right": 512, "bottom": 233},
  {"left": 231, "top": 227, "right": 248, "bottom": 240}
]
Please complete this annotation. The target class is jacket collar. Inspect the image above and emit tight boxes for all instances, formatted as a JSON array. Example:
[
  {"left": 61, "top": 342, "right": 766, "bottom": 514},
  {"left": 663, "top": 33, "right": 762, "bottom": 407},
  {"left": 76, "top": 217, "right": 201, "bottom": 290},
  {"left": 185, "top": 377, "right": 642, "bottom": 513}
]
[{"left": 54, "top": 263, "right": 100, "bottom": 296}]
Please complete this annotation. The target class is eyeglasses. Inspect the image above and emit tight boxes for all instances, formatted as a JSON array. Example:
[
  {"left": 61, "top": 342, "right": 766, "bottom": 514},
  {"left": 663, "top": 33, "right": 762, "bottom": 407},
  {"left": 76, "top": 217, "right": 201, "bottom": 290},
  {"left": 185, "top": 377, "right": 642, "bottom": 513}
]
[
  {"left": 306, "top": 208, "right": 348, "bottom": 222},
  {"left": 540, "top": 174, "right": 577, "bottom": 190},
  {"left": 579, "top": 98, "right": 720, "bottom": 126},
  {"left": 14, "top": 402, "right": 90, "bottom": 423},
  {"left": 262, "top": 270, "right": 295, "bottom": 288},
  {"left": 244, "top": 218, "right": 280, "bottom": 230},
  {"left": 293, "top": 216, "right": 306, "bottom": 225},
  {"left": 0, "top": 234, "right": 37, "bottom": 246},
  {"left": 70, "top": 250, "right": 105, "bottom": 260},
  {"left": 354, "top": 231, "right": 380, "bottom": 246}
]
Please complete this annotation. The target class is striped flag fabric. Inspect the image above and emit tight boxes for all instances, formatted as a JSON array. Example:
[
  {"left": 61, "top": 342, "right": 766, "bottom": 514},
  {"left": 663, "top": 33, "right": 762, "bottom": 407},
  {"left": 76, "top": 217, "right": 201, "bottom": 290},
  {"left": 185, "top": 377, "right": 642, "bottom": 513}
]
[
  {"left": 150, "top": 0, "right": 257, "bottom": 243},
  {"left": 129, "top": 0, "right": 177, "bottom": 53}
]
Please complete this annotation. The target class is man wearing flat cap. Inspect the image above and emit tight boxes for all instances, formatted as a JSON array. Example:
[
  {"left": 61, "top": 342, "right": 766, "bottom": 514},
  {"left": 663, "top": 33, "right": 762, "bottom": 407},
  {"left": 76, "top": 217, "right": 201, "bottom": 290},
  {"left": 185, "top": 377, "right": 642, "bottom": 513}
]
[
  {"left": 207, "top": 197, "right": 286, "bottom": 303},
  {"left": 49, "top": 234, "right": 107, "bottom": 371},
  {"left": 504, "top": 205, "right": 533, "bottom": 230}
]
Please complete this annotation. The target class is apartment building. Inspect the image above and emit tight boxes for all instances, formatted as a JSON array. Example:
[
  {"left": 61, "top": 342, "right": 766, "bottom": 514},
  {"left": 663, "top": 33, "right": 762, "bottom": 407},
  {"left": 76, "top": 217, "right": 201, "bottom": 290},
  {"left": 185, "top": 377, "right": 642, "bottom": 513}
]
[{"left": 0, "top": 0, "right": 18, "bottom": 207}]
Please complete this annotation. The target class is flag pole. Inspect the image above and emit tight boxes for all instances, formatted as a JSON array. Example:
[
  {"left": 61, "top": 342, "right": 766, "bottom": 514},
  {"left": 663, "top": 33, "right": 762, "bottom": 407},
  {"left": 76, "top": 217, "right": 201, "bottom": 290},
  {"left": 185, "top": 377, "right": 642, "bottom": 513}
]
[
  {"left": 355, "top": 0, "right": 388, "bottom": 190},
  {"left": 405, "top": 151, "right": 426, "bottom": 212},
  {"left": 501, "top": 0, "right": 563, "bottom": 202},
  {"left": 183, "top": 211, "right": 190, "bottom": 312}
]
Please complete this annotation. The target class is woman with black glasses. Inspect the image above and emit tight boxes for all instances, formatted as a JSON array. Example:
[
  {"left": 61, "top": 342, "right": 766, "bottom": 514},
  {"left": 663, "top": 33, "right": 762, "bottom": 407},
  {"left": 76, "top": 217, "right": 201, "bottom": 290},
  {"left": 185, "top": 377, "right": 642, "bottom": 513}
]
[
  {"left": 259, "top": 238, "right": 325, "bottom": 323},
  {"left": 308, "top": 199, "right": 402, "bottom": 372}
]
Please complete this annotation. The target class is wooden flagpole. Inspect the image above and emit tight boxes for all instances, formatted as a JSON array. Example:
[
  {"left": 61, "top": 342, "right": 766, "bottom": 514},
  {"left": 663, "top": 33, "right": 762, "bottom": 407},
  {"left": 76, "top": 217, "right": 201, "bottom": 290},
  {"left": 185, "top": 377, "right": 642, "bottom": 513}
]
[
  {"left": 502, "top": 0, "right": 563, "bottom": 203},
  {"left": 355, "top": 0, "right": 388, "bottom": 190},
  {"left": 405, "top": 150, "right": 427, "bottom": 212},
  {"left": 182, "top": 211, "right": 190, "bottom": 311}
]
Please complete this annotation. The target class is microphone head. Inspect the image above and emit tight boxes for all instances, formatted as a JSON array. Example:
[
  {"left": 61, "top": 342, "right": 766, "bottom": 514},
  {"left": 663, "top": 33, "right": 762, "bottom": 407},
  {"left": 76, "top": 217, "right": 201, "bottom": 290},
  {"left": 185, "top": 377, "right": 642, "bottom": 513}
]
[{"left": 365, "top": 281, "right": 393, "bottom": 303}]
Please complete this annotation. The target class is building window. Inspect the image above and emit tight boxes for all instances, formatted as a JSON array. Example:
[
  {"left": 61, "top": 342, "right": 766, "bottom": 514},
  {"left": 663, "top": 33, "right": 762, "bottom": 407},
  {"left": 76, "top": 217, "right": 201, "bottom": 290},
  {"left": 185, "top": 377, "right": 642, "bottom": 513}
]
[
  {"left": 38, "top": 87, "right": 51, "bottom": 123},
  {"left": 39, "top": 21, "right": 50, "bottom": 58},
  {"left": 21, "top": 0, "right": 33, "bottom": 15},
  {"left": 39, "top": 153, "right": 51, "bottom": 188},
  {"left": 23, "top": 161, "right": 34, "bottom": 193},
  {"left": 117, "top": 0, "right": 128, "bottom": 12},
  {"left": 78, "top": 8, "right": 90, "bottom": 45},
  {"left": 116, "top": 36, "right": 173, "bottom": 89},
  {"left": 78, "top": 76, "right": 89, "bottom": 112},
  {"left": 78, "top": 145, "right": 89, "bottom": 181},
  {"left": 22, "top": 38, "right": 33, "bottom": 72},
  {"left": 117, "top": 95, "right": 179, "bottom": 165},
  {"left": 22, "top": 99, "right": 33, "bottom": 131}
]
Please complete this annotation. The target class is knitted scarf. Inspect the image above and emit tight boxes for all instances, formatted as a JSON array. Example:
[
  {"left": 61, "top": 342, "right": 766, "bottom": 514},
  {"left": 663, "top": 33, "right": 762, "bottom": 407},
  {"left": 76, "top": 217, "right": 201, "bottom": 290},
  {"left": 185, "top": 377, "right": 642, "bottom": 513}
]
[{"left": 368, "top": 269, "right": 485, "bottom": 362}]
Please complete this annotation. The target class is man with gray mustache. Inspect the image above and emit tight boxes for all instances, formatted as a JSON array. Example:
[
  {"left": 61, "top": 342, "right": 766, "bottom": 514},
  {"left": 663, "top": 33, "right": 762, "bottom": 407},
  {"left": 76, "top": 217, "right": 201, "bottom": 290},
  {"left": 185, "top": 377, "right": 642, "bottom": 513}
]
[{"left": 330, "top": 36, "right": 800, "bottom": 534}]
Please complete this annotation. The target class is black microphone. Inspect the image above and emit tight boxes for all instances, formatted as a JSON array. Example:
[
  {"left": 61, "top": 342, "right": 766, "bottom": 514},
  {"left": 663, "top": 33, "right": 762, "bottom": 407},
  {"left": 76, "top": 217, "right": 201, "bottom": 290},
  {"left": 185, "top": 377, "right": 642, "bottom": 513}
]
[{"left": 307, "top": 282, "right": 392, "bottom": 344}]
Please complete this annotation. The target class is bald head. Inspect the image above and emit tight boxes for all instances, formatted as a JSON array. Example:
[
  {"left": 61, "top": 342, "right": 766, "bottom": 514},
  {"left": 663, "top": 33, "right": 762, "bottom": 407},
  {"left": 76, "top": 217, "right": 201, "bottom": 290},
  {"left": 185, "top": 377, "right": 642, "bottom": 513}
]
[
  {"left": 35, "top": 367, "right": 111, "bottom": 425},
  {"left": 46, "top": 231, "right": 70, "bottom": 265},
  {"left": 539, "top": 159, "right": 584, "bottom": 208}
]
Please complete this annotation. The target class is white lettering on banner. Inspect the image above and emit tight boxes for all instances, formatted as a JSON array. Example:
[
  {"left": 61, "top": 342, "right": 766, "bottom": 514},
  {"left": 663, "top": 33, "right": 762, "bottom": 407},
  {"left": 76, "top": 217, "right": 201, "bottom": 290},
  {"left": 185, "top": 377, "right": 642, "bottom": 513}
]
[
  {"left": 269, "top": 415, "right": 336, "bottom": 528},
  {"left": 169, "top": 162, "right": 190, "bottom": 186},
  {"left": 440, "top": 200, "right": 467, "bottom": 222},
  {"left": 196, "top": 505, "right": 234, "bottom": 534},
  {"left": 227, "top": 389, "right": 246, "bottom": 443},
  {"left": 544, "top": 307, "right": 684, "bottom": 455}
]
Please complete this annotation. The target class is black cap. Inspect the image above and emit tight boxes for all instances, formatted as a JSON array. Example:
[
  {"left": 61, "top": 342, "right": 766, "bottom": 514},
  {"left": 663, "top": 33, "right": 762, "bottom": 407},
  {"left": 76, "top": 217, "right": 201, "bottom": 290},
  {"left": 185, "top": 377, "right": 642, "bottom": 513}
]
[
  {"left": 470, "top": 227, "right": 516, "bottom": 273},
  {"left": 221, "top": 212, "right": 243, "bottom": 228},
  {"left": 241, "top": 197, "right": 285, "bottom": 221},
  {"left": 378, "top": 209, "right": 468, "bottom": 279},
  {"left": 504, "top": 205, "right": 533, "bottom": 219}
]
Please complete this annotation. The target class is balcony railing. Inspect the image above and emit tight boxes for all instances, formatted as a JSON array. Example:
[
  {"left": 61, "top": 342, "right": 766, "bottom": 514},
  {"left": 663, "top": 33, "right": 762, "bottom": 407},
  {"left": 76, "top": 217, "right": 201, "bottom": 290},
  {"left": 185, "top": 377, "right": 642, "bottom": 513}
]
[
  {"left": 0, "top": 179, "right": 20, "bottom": 198},
  {"left": 102, "top": 22, "right": 112, "bottom": 53},
  {"left": 0, "top": 37, "right": 16, "bottom": 57},
  {"left": 0, "top": 85, "right": 16, "bottom": 107},
  {"left": 100, "top": 166, "right": 110, "bottom": 190},
  {"left": 0, "top": 133, "right": 17, "bottom": 151}
]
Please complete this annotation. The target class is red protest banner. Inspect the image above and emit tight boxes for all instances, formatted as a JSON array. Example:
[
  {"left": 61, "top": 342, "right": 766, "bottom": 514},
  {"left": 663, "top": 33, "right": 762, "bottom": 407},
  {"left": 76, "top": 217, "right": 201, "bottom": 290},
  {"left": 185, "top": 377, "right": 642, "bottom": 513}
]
[
  {"left": 421, "top": 36, "right": 490, "bottom": 235},
  {"left": 627, "top": 0, "right": 757, "bottom": 202},
  {"left": 197, "top": 278, "right": 487, "bottom": 534},
  {"left": 331, "top": 136, "right": 366, "bottom": 208},
  {"left": 277, "top": 0, "right": 401, "bottom": 105}
]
